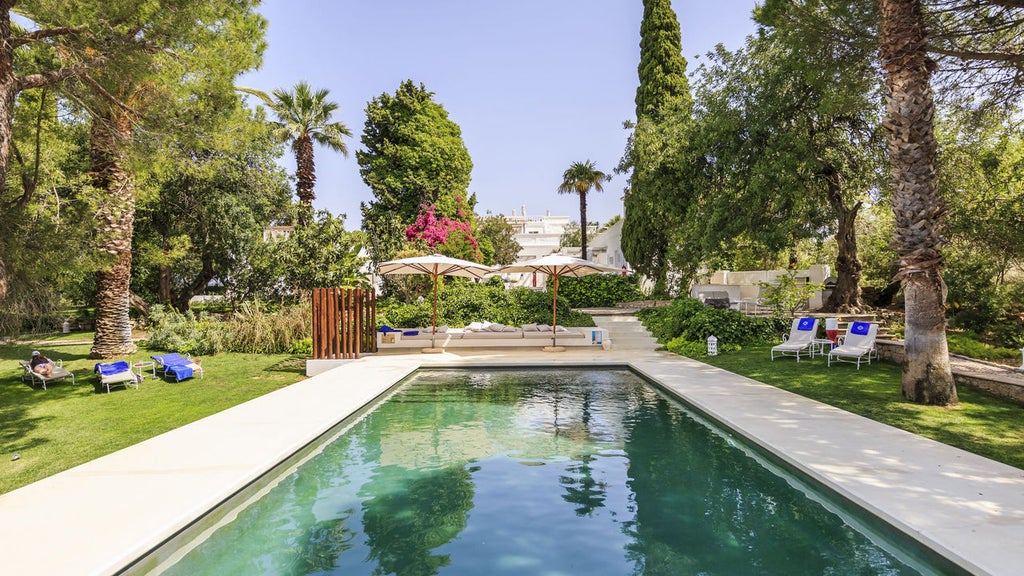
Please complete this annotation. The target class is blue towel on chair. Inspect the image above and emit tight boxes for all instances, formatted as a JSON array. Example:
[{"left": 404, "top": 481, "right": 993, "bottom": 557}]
[
  {"left": 95, "top": 361, "right": 131, "bottom": 376},
  {"left": 166, "top": 364, "right": 193, "bottom": 382},
  {"left": 849, "top": 321, "right": 870, "bottom": 336},
  {"left": 151, "top": 353, "right": 190, "bottom": 367},
  {"left": 379, "top": 325, "right": 401, "bottom": 333},
  {"left": 403, "top": 330, "right": 419, "bottom": 336},
  {"left": 797, "top": 318, "right": 815, "bottom": 331}
]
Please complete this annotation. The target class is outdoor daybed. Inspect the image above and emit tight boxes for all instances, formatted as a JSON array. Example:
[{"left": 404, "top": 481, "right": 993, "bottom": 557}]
[{"left": 377, "top": 323, "right": 609, "bottom": 350}]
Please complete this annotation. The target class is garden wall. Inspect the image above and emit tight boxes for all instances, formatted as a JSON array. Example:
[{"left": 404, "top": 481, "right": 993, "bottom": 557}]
[{"left": 876, "top": 339, "right": 1024, "bottom": 405}]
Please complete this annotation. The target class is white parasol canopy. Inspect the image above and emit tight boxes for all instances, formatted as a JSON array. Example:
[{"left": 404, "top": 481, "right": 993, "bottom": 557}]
[
  {"left": 497, "top": 255, "right": 623, "bottom": 348},
  {"left": 378, "top": 254, "right": 495, "bottom": 349}
]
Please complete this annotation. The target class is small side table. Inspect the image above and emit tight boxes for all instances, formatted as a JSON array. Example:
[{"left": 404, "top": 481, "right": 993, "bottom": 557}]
[
  {"left": 134, "top": 361, "right": 157, "bottom": 381},
  {"left": 811, "top": 338, "right": 835, "bottom": 358}
]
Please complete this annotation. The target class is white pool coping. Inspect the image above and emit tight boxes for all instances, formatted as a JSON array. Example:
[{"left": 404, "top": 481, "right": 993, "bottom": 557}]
[{"left": 0, "top": 348, "right": 1021, "bottom": 575}]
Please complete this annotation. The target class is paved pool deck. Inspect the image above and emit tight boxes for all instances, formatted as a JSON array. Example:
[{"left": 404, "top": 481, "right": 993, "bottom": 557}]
[{"left": 0, "top": 347, "right": 1021, "bottom": 575}]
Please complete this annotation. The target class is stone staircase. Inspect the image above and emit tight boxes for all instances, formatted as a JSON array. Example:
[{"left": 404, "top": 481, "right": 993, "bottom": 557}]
[{"left": 594, "top": 314, "right": 659, "bottom": 351}]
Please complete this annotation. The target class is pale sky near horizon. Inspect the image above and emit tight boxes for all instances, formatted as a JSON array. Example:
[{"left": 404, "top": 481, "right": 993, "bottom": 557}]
[{"left": 239, "top": 1, "right": 760, "bottom": 229}]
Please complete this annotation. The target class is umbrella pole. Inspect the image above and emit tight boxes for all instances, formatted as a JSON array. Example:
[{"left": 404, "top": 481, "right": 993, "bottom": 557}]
[
  {"left": 547, "top": 276, "right": 562, "bottom": 350},
  {"left": 552, "top": 276, "right": 558, "bottom": 346},
  {"left": 431, "top": 276, "right": 439, "bottom": 350}
]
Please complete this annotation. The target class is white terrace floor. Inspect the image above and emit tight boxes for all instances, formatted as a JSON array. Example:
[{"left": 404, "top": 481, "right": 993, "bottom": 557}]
[{"left": 1, "top": 346, "right": 1022, "bottom": 575}]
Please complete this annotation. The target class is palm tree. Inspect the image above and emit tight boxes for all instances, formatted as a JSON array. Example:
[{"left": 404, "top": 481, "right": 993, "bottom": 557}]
[
  {"left": 246, "top": 82, "right": 351, "bottom": 226},
  {"left": 878, "top": 0, "right": 957, "bottom": 405},
  {"left": 558, "top": 160, "right": 609, "bottom": 260}
]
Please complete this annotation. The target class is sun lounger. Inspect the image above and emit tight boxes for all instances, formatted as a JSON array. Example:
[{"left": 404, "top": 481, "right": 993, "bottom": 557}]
[
  {"left": 150, "top": 353, "right": 204, "bottom": 382},
  {"left": 19, "top": 359, "right": 75, "bottom": 390},
  {"left": 770, "top": 317, "right": 820, "bottom": 362},
  {"left": 94, "top": 361, "right": 139, "bottom": 393},
  {"left": 828, "top": 322, "right": 879, "bottom": 369}
]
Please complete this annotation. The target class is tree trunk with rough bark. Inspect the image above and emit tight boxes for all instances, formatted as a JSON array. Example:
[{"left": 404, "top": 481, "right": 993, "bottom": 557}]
[
  {"left": 294, "top": 134, "right": 315, "bottom": 226},
  {"left": 0, "top": 3, "right": 17, "bottom": 305},
  {"left": 89, "top": 114, "right": 137, "bottom": 359},
  {"left": 879, "top": 0, "right": 957, "bottom": 405},
  {"left": 822, "top": 170, "right": 864, "bottom": 312}
]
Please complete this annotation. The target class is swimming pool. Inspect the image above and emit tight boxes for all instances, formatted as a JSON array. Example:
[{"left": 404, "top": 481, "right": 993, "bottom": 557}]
[{"left": 152, "top": 368, "right": 958, "bottom": 575}]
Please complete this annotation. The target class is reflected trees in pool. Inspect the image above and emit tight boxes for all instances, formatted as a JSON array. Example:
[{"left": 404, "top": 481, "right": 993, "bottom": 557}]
[{"left": 360, "top": 465, "right": 475, "bottom": 576}]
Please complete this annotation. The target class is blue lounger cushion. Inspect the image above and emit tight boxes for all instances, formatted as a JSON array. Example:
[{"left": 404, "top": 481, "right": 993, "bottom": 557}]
[{"left": 95, "top": 361, "right": 131, "bottom": 376}]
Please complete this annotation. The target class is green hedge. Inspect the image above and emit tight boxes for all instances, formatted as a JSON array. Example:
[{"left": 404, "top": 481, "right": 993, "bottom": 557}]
[
  {"left": 637, "top": 297, "right": 787, "bottom": 356},
  {"left": 378, "top": 280, "right": 595, "bottom": 329},
  {"left": 553, "top": 274, "right": 644, "bottom": 308}
]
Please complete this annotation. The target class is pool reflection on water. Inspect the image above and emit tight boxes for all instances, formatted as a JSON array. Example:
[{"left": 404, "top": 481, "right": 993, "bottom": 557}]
[{"left": 160, "top": 368, "right": 948, "bottom": 575}]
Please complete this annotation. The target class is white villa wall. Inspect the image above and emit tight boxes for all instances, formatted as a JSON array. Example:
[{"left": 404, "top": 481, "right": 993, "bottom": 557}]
[{"left": 692, "top": 265, "right": 833, "bottom": 310}]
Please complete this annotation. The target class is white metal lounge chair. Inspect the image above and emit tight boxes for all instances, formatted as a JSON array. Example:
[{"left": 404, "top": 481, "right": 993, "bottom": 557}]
[
  {"left": 94, "top": 361, "right": 139, "bottom": 393},
  {"left": 19, "top": 359, "right": 75, "bottom": 390},
  {"left": 150, "top": 352, "right": 204, "bottom": 382},
  {"left": 770, "top": 317, "right": 820, "bottom": 362},
  {"left": 828, "top": 322, "right": 879, "bottom": 369}
]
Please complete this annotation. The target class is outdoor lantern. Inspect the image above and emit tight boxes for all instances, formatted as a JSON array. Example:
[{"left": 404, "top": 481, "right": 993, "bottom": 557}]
[
  {"left": 707, "top": 335, "right": 718, "bottom": 356},
  {"left": 1018, "top": 347, "right": 1024, "bottom": 372}
]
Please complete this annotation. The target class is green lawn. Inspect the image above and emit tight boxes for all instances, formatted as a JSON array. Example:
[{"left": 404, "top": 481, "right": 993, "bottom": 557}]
[
  {"left": 697, "top": 345, "right": 1024, "bottom": 470},
  {"left": 1, "top": 342, "right": 306, "bottom": 495}
]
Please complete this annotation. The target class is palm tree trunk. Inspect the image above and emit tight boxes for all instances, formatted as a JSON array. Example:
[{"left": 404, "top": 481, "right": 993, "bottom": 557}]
[
  {"left": 294, "top": 134, "right": 316, "bottom": 226},
  {"left": 579, "top": 193, "right": 588, "bottom": 260},
  {"left": 879, "top": 0, "right": 956, "bottom": 405},
  {"left": 89, "top": 114, "right": 138, "bottom": 359}
]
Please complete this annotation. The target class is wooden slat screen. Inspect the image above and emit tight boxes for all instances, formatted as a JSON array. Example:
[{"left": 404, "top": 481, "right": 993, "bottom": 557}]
[{"left": 312, "top": 288, "right": 376, "bottom": 360}]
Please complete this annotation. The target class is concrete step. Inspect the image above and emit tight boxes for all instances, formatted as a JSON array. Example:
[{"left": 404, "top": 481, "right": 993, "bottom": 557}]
[{"left": 593, "top": 315, "right": 645, "bottom": 323}]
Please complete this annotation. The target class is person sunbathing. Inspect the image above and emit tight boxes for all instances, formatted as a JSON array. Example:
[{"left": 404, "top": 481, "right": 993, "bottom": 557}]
[{"left": 30, "top": 350, "right": 54, "bottom": 377}]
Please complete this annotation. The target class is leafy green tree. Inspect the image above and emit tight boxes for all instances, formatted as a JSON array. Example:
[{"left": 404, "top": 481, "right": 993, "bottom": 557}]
[
  {"left": 133, "top": 104, "right": 292, "bottom": 309},
  {"left": 359, "top": 80, "right": 474, "bottom": 262},
  {"left": 0, "top": 2, "right": 268, "bottom": 306},
  {"left": 0, "top": 86, "right": 93, "bottom": 334},
  {"left": 276, "top": 211, "right": 368, "bottom": 290},
  {"left": 52, "top": 1, "right": 267, "bottom": 357},
  {"left": 672, "top": 13, "right": 884, "bottom": 312},
  {"left": 935, "top": 108, "right": 1024, "bottom": 332},
  {"left": 621, "top": 0, "right": 693, "bottom": 295},
  {"left": 558, "top": 160, "right": 608, "bottom": 261},
  {"left": 476, "top": 214, "right": 521, "bottom": 266},
  {"left": 243, "top": 82, "right": 352, "bottom": 226}
]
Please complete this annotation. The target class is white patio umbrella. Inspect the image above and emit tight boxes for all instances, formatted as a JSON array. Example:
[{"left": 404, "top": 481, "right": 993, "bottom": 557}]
[
  {"left": 497, "top": 254, "right": 623, "bottom": 350},
  {"left": 378, "top": 254, "right": 495, "bottom": 350}
]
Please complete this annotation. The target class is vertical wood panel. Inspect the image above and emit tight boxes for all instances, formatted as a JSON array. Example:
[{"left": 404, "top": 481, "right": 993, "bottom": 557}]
[
  {"left": 328, "top": 288, "right": 337, "bottom": 360},
  {"left": 312, "top": 287, "right": 379, "bottom": 361}
]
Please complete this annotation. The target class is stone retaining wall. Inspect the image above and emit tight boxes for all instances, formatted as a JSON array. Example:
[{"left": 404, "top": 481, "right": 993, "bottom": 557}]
[{"left": 876, "top": 339, "right": 1024, "bottom": 405}]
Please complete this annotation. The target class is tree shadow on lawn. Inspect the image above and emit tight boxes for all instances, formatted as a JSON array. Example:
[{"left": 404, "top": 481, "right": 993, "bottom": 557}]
[
  {"left": 0, "top": 402, "right": 53, "bottom": 454},
  {"left": 266, "top": 357, "right": 306, "bottom": 375}
]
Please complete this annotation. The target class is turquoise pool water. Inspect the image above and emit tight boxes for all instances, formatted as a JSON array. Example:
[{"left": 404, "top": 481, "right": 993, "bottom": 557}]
[{"left": 160, "top": 369, "right": 949, "bottom": 575}]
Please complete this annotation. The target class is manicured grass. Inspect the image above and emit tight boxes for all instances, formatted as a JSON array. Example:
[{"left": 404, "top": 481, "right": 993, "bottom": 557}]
[
  {"left": 1, "top": 342, "right": 305, "bottom": 495},
  {"left": 696, "top": 345, "right": 1024, "bottom": 470}
]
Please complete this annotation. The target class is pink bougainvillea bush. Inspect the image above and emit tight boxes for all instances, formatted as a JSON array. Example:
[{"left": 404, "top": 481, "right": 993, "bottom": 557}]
[{"left": 405, "top": 199, "right": 482, "bottom": 261}]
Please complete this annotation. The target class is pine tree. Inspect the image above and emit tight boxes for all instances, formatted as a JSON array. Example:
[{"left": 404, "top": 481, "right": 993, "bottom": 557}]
[{"left": 622, "top": 0, "right": 692, "bottom": 295}]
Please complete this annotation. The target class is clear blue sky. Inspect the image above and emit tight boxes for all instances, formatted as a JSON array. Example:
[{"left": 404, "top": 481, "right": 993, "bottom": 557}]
[{"left": 239, "top": 1, "right": 759, "bottom": 228}]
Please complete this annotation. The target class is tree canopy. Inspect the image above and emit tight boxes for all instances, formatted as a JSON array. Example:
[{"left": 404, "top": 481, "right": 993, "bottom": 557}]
[
  {"left": 358, "top": 80, "right": 474, "bottom": 263},
  {"left": 621, "top": 0, "right": 692, "bottom": 295}
]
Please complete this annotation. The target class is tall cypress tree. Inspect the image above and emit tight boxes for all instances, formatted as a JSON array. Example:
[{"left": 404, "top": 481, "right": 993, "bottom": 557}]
[
  {"left": 622, "top": 0, "right": 692, "bottom": 295},
  {"left": 633, "top": 0, "right": 691, "bottom": 120}
]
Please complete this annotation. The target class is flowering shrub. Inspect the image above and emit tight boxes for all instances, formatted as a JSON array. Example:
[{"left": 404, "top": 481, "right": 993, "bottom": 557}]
[{"left": 404, "top": 199, "right": 481, "bottom": 261}]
